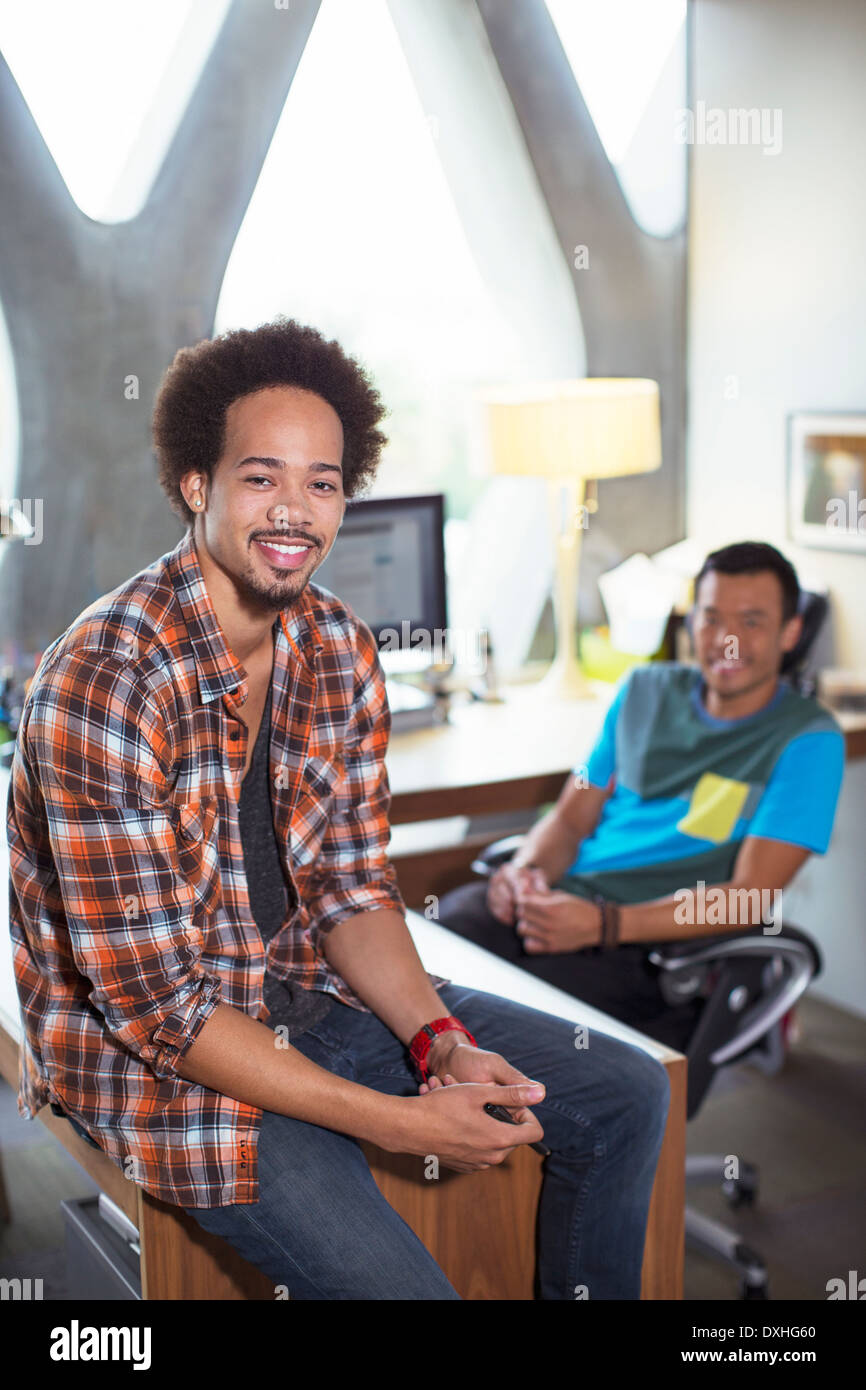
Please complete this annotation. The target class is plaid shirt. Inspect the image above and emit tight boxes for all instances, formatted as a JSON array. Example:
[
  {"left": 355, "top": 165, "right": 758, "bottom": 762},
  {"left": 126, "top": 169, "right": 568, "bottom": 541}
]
[{"left": 7, "top": 527, "right": 443, "bottom": 1207}]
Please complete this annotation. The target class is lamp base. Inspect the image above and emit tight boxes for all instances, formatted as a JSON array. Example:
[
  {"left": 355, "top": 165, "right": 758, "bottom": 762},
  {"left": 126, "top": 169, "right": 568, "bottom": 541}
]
[{"left": 539, "top": 653, "right": 597, "bottom": 701}]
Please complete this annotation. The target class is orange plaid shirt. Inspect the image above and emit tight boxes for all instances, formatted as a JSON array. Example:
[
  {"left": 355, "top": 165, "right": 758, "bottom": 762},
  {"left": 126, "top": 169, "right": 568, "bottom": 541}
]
[{"left": 7, "top": 528, "right": 442, "bottom": 1207}]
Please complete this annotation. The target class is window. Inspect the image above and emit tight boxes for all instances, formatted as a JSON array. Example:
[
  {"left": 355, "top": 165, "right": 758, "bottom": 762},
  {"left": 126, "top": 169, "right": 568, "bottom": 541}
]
[
  {"left": 0, "top": 0, "right": 230, "bottom": 223},
  {"left": 215, "top": 0, "right": 583, "bottom": 520},
  {"left": 545, "top": 0, "right": 687, "bottom": 236}
]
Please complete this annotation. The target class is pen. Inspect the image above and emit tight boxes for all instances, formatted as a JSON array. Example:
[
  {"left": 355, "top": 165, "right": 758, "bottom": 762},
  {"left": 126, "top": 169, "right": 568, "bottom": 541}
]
[{"left": 484, "top": 1101, "right": 551, "bottom": 1156}]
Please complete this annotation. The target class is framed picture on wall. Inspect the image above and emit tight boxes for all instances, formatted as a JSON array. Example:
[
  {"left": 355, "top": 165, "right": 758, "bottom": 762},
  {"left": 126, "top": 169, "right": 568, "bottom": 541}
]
[{"left": 788, "top": 412, "right": 866, "bottom": 552}]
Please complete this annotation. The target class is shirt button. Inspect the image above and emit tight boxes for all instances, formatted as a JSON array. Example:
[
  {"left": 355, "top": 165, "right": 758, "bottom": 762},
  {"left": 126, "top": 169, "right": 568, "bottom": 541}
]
[{"left": 229, "top": 729, "right": 240, "bottom": 740}]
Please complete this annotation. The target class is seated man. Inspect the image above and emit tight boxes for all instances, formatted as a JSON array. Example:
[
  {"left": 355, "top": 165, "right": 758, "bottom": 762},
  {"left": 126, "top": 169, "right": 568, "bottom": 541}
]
[
  {"left": 438, "top": 542, "right": 845, "bottom": 1053},
  {"left": 7, "top": 317, "right": 669, "bottom": 1301}
]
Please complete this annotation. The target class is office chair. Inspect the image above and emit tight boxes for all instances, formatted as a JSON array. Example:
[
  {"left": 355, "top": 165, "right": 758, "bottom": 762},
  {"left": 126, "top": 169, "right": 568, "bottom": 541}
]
[{"left": 467, "top": 591, "right": 829, "bottom": 1300}]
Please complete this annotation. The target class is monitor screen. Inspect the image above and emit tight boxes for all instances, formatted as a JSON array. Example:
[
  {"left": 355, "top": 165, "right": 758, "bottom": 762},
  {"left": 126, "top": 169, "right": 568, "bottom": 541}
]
[{"left": 312, "top": 494, "right": 447, "bottom": 653}]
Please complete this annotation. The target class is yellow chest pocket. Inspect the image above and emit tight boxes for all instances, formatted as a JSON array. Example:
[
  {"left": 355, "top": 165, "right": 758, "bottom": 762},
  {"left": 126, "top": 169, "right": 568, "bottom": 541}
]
[{"left": 676, "top": 773, "right": 751, "bottom": 844}]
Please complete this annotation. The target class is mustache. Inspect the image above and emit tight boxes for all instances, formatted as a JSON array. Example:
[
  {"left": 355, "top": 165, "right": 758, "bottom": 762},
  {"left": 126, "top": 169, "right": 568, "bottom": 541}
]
[{"left": 253, "top": 533, "right": 320, "bottom": 547}]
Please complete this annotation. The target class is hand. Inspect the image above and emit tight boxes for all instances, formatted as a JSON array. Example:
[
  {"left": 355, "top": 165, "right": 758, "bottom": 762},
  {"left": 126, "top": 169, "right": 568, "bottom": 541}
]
[
  {"left": 421, "top": 1037, "right": 545, "bottom": 1123},
  {"left": 513, "top": 883, "right": 602, "bottom": 954},
  {"left": 400, "top": 1081, "right": 546, "bottom": 1173},
  {"left": 487, "top": 861, "right": 548, "bottom": 924}
]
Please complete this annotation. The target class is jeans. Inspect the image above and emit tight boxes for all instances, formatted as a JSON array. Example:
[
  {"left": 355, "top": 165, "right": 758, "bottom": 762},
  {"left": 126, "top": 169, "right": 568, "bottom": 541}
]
[{"left": 182, "top": 982, "right": 671, "bottom": 1300}]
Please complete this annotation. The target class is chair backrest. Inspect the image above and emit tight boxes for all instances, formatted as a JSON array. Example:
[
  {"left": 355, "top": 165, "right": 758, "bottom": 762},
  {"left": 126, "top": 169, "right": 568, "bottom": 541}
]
[{"left": 779, "top": 590, "right": 828, "bottom": 694}]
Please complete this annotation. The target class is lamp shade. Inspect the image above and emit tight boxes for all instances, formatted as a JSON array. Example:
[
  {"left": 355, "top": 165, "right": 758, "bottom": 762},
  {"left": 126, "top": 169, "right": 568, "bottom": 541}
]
[{"left": 481, "top": 378, "right": 662, "bottom": 481}]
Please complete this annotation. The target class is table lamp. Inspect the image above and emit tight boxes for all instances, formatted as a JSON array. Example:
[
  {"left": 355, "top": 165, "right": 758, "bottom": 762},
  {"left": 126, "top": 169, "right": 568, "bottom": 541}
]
[{"left": 481, "top": 378, "right": 662, "bottom": 699}]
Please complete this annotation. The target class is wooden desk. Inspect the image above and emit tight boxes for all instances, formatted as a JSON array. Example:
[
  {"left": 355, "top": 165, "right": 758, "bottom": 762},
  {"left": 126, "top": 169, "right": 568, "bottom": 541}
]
[
  {"left": 387, "top": 681, "right": 612, "bottom": 824},
  {"left": 385, "top": 681, "right": 866, "bottom": 906}
]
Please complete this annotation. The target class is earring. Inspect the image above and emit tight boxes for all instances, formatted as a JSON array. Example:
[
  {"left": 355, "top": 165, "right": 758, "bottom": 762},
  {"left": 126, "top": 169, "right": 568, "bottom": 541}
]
[{"left": 193, "top": 494, "right": 203, "bottom": 508}]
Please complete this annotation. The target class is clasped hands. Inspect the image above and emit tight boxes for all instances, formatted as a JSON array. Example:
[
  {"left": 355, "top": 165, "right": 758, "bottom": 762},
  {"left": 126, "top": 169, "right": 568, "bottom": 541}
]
[
  {"left": 487, "top": 861, "right": 602, "bottom": 954},
  {"left": 414, "top": 860, "right": 597, "bottom": 1122},
  {"left": 412, "top": 862, "right": 598, "bottom": 1138},
  {"left": 418, "top": 1032, "right": 544, "bottom": 1126}
]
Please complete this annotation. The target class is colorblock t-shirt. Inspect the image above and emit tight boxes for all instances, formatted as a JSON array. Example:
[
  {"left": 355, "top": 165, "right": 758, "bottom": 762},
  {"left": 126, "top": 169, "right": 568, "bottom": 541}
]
[{"left": 556, "top": 663, "right": 845, "bottom": 905}]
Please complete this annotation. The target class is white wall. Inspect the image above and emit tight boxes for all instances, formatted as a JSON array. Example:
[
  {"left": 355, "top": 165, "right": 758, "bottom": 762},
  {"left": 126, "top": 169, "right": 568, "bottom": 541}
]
[
  {"left": 688, "top": 0, "right": 866, "bottom": 1016},
  {"left": 783, "top": 759, "right": 866, "bottom": 1019}
]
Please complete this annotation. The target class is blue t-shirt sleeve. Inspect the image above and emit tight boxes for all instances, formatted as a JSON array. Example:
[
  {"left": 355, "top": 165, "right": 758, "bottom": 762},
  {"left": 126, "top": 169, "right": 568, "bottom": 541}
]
[
  {"left": 748, "top": 729, "right": 845, "bottom": 853},
  {"left": 579, "top": 673, "right": 630, "bottom": 790}
]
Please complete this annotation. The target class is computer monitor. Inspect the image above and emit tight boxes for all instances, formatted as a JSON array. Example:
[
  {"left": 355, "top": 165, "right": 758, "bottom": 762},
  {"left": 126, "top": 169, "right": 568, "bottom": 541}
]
[{"left": 312, "top": 494, "right": 448, "bottom": 672}]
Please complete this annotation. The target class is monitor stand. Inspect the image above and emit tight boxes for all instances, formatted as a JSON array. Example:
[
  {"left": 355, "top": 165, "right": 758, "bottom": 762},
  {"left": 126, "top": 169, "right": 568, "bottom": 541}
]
[
  {"left": 380, "top": 652, "right": 438, "bottom": 731},
  {"left": 385, "top": 676, "right": 437, "bottom": 733}
]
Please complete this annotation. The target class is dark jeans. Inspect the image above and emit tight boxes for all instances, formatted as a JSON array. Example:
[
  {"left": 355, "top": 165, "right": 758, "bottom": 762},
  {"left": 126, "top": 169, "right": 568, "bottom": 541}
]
[
  {"left": 182, "top": 981, "right": 670, "bottom": 1300},
  {"left": 437, "top": 879, "right": 703, "bottom": 1053}
]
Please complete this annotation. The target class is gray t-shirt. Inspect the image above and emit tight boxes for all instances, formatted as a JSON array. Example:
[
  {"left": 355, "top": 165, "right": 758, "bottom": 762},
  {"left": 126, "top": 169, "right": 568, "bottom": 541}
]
[{"left": 237, "top": 669, "right": 334, "bottom": 1040}]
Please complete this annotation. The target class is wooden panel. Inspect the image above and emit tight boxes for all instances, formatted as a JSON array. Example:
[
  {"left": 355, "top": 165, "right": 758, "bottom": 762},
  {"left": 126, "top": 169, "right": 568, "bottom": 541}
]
[
  {"left": 391, "top": 772, "right": 569, "bottom": 822},
  {"left": 138, "top": 1192, "right": 273, "bottom": 1300},
  {"left": 641, "top": 1051, "right": 686, "bottom": 1299},
  {"left": 390, "top": 773, "right": 567, "bottom": 826},
  {"left": 843, "top": 724, "right": 866, "bottom": 760},
  {"left": 361, "top": 1142, "right": 544, "bottom": 1300}
]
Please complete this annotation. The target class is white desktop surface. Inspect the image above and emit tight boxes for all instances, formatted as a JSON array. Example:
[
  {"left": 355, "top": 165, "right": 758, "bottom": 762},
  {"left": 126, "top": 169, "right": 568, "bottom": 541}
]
[
  {"left": 385, "top": 678, "right": 613, "bottom": 791},
  {"left": 0, "top": 765, "right": 667, "bottom": 1064}
]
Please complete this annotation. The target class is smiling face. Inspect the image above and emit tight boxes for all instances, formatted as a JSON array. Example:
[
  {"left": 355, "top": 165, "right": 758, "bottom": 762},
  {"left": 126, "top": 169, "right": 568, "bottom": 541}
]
[
  {"left": 691, "top": 568, "right": 802, "bottom": 708},
  {"left": 181, "top": 385, "right": 346, "bottom": 617}
]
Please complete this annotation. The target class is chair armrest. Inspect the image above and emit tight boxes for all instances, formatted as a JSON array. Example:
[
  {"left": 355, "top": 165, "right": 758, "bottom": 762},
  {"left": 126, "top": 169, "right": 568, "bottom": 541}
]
[
  {"left": 470, "top": 834, "right": 527, "bottom": 877},
  {"left": 648, "top": 930, "right": 818, "bottom": 1067},
  {"left": 647, "top": 921, "right": 820, "bottom": 969}
]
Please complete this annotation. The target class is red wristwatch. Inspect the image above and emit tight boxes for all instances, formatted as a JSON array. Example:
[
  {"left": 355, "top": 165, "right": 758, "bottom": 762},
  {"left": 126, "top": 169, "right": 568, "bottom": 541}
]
[{"left": 409, "top": 1016, "right": 477, "bottom": 1082}]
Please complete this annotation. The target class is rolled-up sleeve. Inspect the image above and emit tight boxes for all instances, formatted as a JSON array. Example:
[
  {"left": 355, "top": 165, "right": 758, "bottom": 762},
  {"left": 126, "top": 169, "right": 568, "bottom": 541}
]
[
  {"left": 25, "top": 651, "right": 222, "bottom": 1081},
  {"left": 306, "top": 621, "right": 407, "bottom": 948}
]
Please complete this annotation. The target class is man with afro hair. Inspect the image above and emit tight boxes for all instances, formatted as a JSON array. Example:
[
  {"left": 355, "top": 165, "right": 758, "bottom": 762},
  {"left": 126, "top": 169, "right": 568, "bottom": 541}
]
[{"left": 8, "top": 317, "right": 670, "bottom": 1300}]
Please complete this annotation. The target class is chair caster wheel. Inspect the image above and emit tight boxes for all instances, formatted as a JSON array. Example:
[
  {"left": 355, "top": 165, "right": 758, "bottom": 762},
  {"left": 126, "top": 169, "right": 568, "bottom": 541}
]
[
  {"left": 723, "top": 1182, "right": 756, "bottom": 1208},
  {"left": 741, "top": 1280, "right": 769, "bottom": 1300},
  {"left": 722, "top": 1166, "right": 759, "bottom": 1208}
]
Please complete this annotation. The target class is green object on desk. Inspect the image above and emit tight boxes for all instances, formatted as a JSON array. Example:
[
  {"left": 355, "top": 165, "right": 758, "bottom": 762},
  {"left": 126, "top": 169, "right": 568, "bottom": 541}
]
[{"left": 578, "top": 625, "right": 666, "bottom": 683}]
